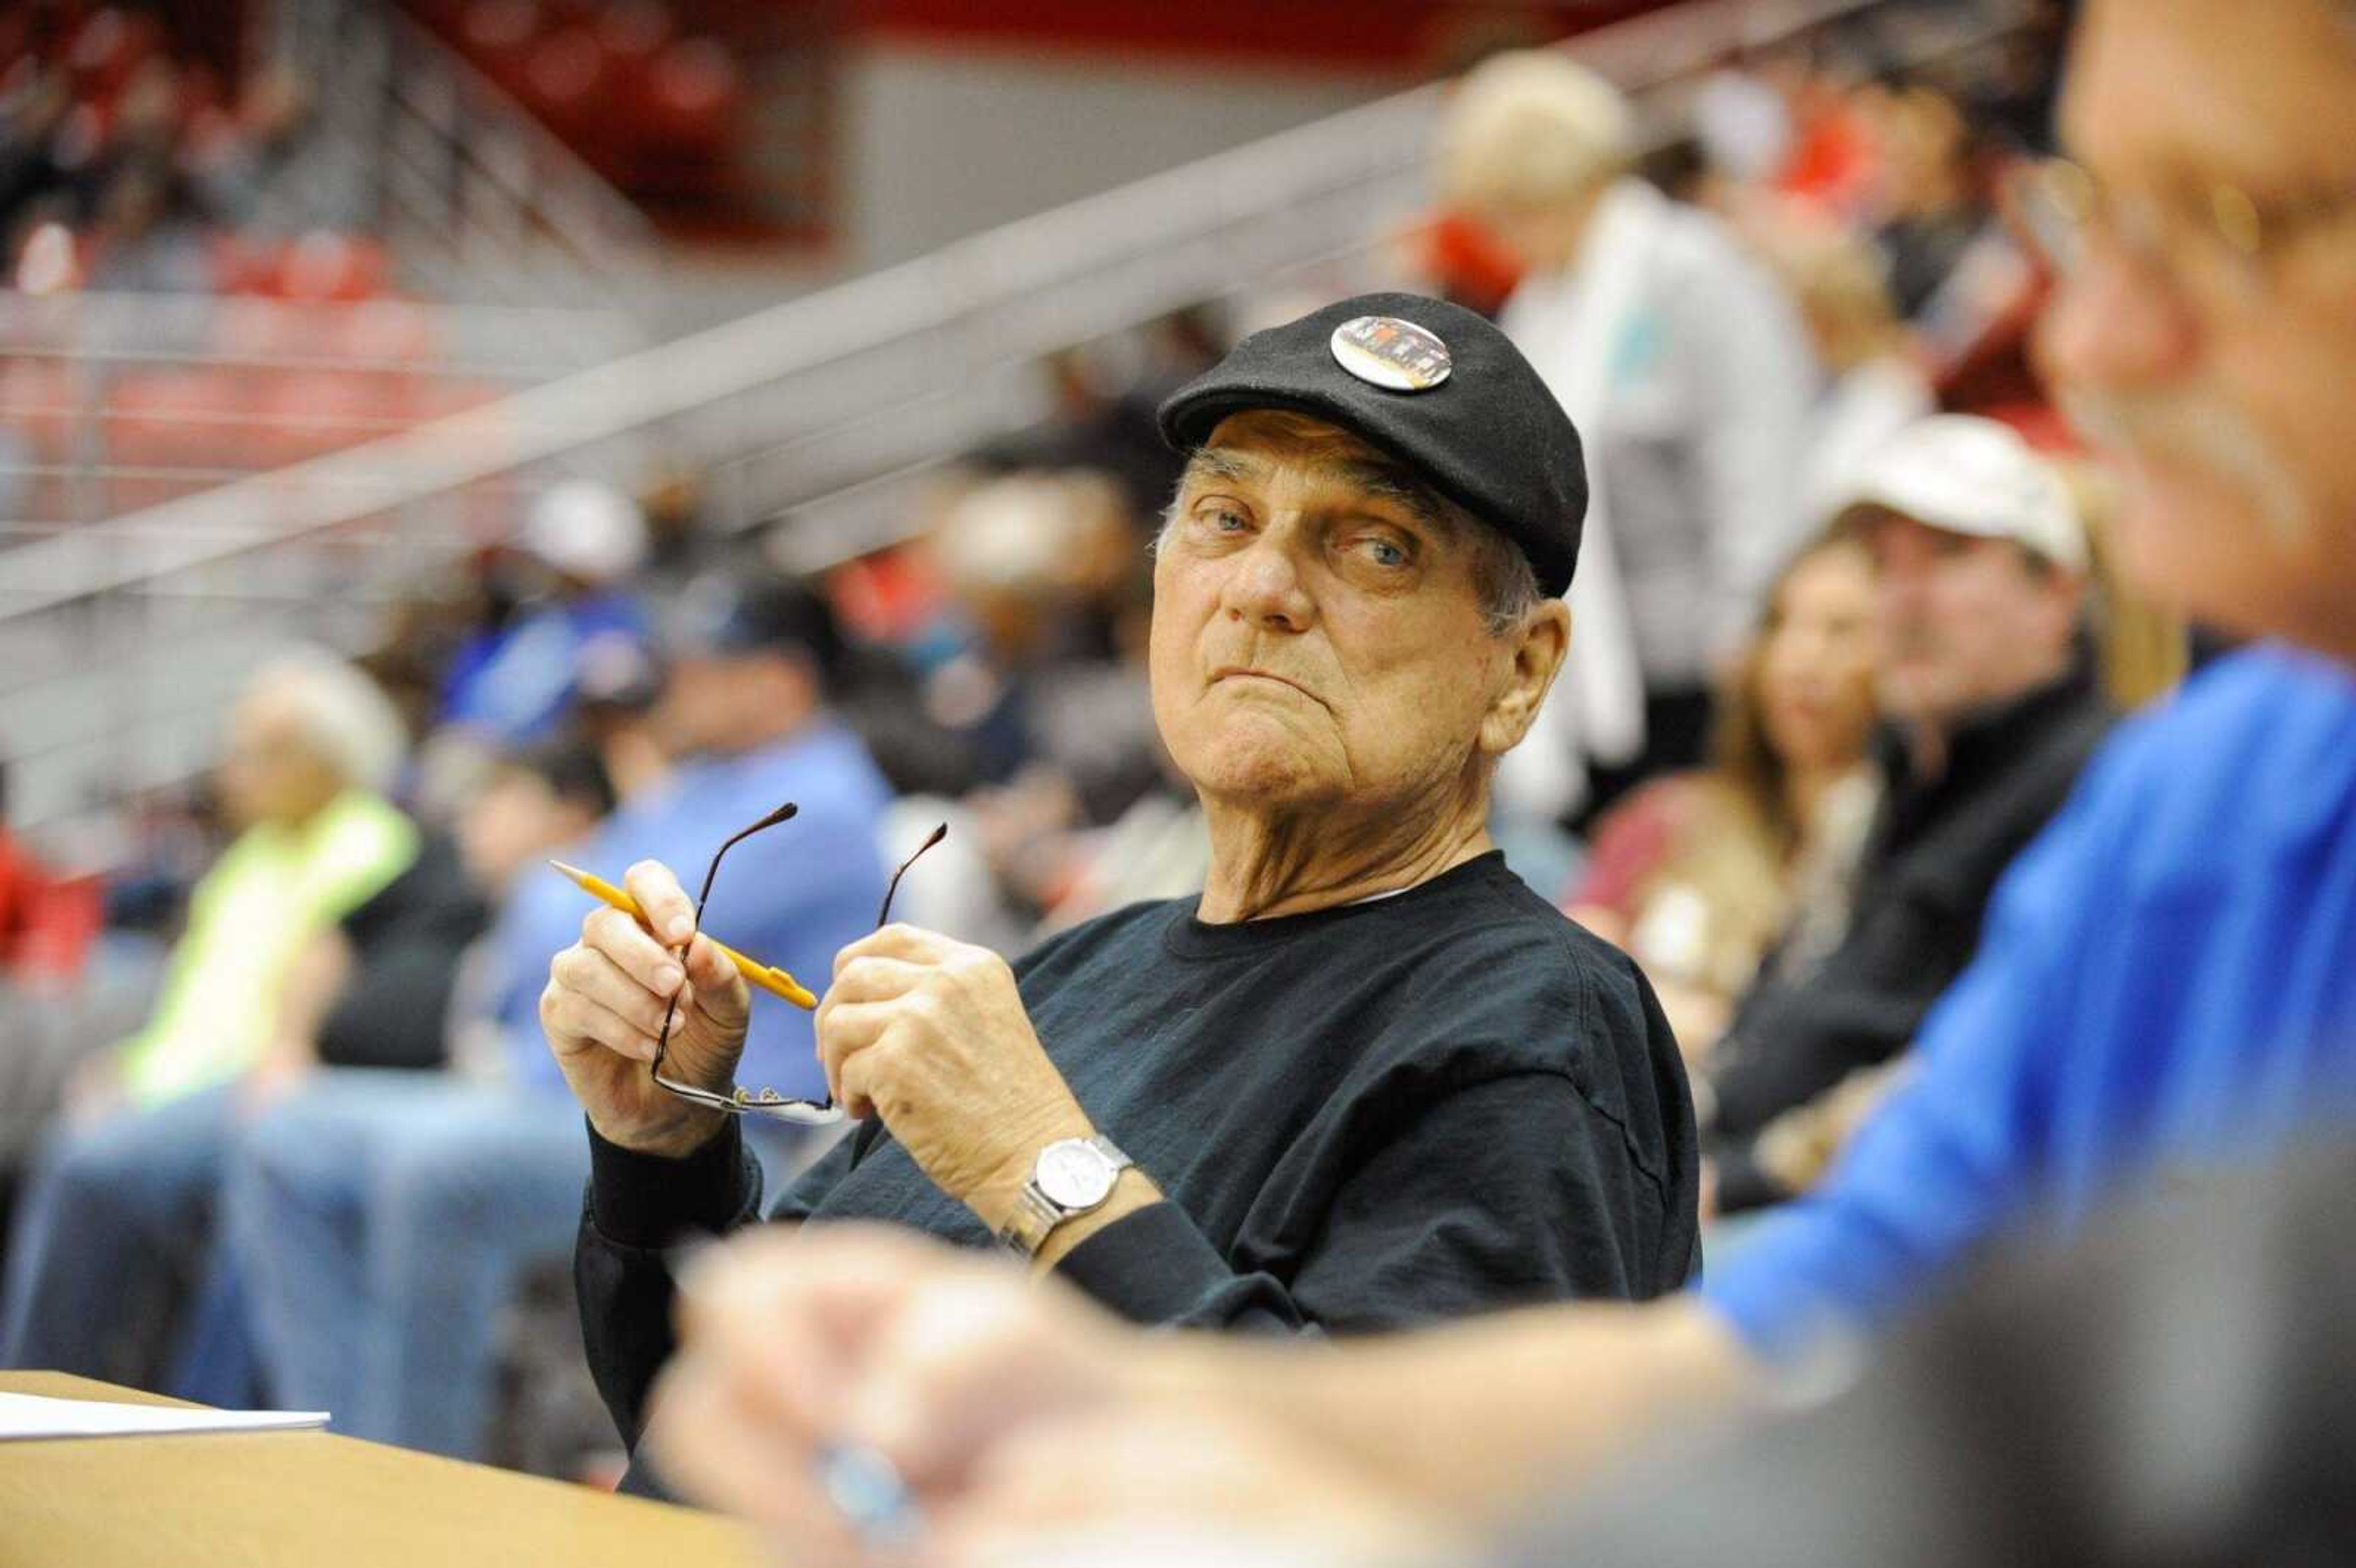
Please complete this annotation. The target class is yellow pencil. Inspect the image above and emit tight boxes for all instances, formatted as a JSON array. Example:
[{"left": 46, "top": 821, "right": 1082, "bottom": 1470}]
[{"left": 549, "top": 860, "right": 819, "bottom": 1009}]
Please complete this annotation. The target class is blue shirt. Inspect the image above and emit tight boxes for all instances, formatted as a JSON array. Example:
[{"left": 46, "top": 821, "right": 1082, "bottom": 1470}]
[
  {"left": 1702, "top": 646, "right": 2356, "bottom": 1359},
  {"left": 487, "top": 721, "right": 892, "bottom": 1099}
]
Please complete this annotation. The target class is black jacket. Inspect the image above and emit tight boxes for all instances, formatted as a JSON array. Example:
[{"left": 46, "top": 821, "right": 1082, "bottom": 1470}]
[{"left": 1707, "top": 663, "right": 2113, "bottom": 1211}]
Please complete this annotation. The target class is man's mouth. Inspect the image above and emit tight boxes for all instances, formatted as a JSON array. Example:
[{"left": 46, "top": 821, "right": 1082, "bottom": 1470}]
[{"left": 1211, "top": 667, "right": 1323, "bottom": 707}]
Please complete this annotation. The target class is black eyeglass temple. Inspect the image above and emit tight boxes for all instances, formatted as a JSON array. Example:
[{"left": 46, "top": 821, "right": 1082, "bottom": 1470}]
[
  {"left": 690, "top": 801, "right": 800, "bottom": 919},
  {"left": 655, "top": 801, "right": 799, "bottom": 1074},
  {"left": 877, "top": 823, "right": 948, "bottom": 928}
]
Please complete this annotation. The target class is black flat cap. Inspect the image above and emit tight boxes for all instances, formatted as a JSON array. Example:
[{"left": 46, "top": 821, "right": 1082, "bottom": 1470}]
[{"left": 1158, "top": 291, "right": 1585, "bottom": 596}]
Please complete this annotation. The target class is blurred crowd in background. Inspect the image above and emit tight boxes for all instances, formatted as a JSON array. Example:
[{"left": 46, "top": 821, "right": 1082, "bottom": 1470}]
[
  {"left": 0, "top": 0, "right": 2203, "bottom": 1487},
  {"left": 1, "top": 7, "right": 366, "bottom": 295}
]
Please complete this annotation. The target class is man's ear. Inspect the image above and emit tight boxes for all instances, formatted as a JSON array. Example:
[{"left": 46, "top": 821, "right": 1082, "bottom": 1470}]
[{"left": 1479, "top": 600, "right": 1571, "bottom": 758}]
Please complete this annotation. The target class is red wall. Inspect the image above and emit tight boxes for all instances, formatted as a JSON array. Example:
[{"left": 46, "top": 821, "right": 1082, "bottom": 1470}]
[{"left": 842, "top": 1, "right": 1677, "bottom": 70}]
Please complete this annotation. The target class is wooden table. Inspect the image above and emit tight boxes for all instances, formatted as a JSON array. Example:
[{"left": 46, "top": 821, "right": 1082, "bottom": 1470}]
[{"left": 0, "top": 1372, "right": 760, "bottom": 1567}]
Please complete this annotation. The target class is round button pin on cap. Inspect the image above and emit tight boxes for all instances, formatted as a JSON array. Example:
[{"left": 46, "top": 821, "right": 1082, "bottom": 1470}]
[{"left": 1329, "top": 315, "right": 1452, "bottom": 392}]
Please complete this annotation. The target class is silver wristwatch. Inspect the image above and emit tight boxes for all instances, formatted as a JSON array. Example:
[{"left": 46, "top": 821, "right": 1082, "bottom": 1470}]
[{"left": 995, "top": 1134, "right": 1133, "bottom": 1259}]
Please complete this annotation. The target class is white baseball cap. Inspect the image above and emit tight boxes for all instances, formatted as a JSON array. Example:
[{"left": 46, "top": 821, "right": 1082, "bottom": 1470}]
[
  {"left": 1831, "top": 414, "right": 2087, "bottom": 574},
  {"left": 521, "top": 480, "right": 648, "bottom": 585}
]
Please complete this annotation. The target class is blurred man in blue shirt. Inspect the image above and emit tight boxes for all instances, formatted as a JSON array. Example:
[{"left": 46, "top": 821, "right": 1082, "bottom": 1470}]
[
  {"left": 224, "top": 574, "right": 889, "bottom": 1462},
  {"left": 631, "top": 4, "right": 2356, "bottom": 1555}
]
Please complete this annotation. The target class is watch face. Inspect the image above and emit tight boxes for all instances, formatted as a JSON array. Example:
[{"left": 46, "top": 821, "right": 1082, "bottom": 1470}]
[{"left": 1035, "top": 1139, "right": 1117, "bottom": 1210}]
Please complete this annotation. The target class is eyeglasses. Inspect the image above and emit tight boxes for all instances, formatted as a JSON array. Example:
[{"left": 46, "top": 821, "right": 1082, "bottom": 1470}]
[
  {"left": 2006, "top": 155, "right": 2356, "bottom": 308},
  {"left": 650, "top": 806, "right": 947, "bottom": 1125}
]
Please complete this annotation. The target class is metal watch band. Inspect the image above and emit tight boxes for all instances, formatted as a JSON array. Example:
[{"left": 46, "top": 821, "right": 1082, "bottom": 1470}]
[{"left": 995, "top": 1135, "right": 1132, "bottom": 1259}]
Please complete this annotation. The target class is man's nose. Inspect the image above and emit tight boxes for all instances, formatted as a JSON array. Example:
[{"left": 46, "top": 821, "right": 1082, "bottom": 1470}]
[
  {"left": 2036, "top": 248, "right": 2201, "bottom": 394},
  {"left": 1222, "top": 533, "right": 1315, "bottom": 632},
  {"left": 1876, "top": 561, "right": 1934, "bottom": 618}
]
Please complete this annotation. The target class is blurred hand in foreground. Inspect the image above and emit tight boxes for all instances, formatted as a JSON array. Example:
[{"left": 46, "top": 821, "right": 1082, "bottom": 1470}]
[
  {"left": 925, "top": 1405, "right": 1463, "bottom": 1568},
  {"left": 650, "top": 1223, "right": 1456, "bottom": 1562},
  {"left": 648, "top": 1226, "right": 1134, "bottom": 1531}
]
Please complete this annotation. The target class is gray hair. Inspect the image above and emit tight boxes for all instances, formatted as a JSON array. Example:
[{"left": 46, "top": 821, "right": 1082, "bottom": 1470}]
[
  {"left": 1464, "top": 516, "right": 1544, "bottom": 636},
  {"left": 248, "top": 650, "right": 409, "bottom": 793}
]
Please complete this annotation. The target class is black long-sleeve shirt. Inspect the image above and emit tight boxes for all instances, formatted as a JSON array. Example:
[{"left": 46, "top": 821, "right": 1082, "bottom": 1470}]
[
  {"left": 1706, "top": 664, "right": 2113, "bottom": 1211},
  {"left": 577, "top": 851, "right": 1700, "bottom": 1466}
]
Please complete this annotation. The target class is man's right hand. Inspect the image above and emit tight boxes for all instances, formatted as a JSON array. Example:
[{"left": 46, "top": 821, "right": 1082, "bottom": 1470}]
[{"left": 541, "top": 858, "right": 752, "bottom": 1158}]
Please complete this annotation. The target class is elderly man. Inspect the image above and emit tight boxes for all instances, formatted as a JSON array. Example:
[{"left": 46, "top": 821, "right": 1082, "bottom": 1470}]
[
  {"left": 1706, "top": 415, "right": 2111, "bottom": 1212},
  {"left": 2, "top": 654, "right": 417, "bottom": 1385},
  {"left": 645, "top": 2, "right": 2356, "bottom": 1558},
  {"left": 540, "top": 294, "right": 1699, "bottom": 1483}
]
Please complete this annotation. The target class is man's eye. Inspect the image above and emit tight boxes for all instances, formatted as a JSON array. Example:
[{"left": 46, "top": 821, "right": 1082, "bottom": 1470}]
[
  {"left": 1356, "top": 536, "right": 1408, "bottom": 567},
  {"left": 1203, "top": 508, "right": 1249, "bottom": 533}
]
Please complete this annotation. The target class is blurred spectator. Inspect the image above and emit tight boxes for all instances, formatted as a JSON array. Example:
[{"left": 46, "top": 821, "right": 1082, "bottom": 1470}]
[
  {"left": 223, "top": 574, "right": 890, "bottom": 1461},
  {"left": 0, "top": 756, "right": 109, "bottom": 1266},
  {"left": 0, "top": 757, "right": 94, "bottom": 985},
  {"left": 0, "top": 28, "right": 350, "bottom": 291},
  {"left": 1768, "top": 47, "right": 1882, "bottom": 220},
  {"left": 0, "top": 653, "right": 417, "bottom": 1387},
  {"left": 1513, "top": 1132, "right": 2356, "bottom": 1568},
  {"left": 1704, "top": 417, "right": 2111, "bottom": 1213},
  {"left": 633, "top": 463, "right": 723, "bottom": 603},
  {"left": 1436, "top": 50, "right": 1819, "bottom": 825},
  {"left": 181, "top": 64, "right": 320, "bottom": 231},
  {"left": 921, "top": 469, "right": 1161, "bottom": 826},
  {"left": 82, "top": 156, "right": 214, "bottom": 294},
  {"left": 1569, "top": 534, "right": 1880, "bottom": 1068},
  {"left": 972, "top": 310, "right": 1225, "bottom": 525},
  {"left": 220, "top": 736, "right": 614, "bottom": 1459},
  {"left": 0, "top": 61, "right": 74, "bottom": 231},
  {"left": 1868, "top": 83, "right": 1990, "bottom": 319},
  {"left": 1761, "top": 219, "right": 1938, "bottom": 528},
  {"left": 569, "top": 624, "right": 673, "bottom": 803},
  {"left": 439, "top": 481, "right": 652, "bottom": 745},
  {"left": 1689, "top": 50, "right": 1792, "bottom": 190}
]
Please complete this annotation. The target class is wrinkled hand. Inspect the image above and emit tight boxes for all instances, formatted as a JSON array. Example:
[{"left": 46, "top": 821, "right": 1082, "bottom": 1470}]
[
  {"left": 649, "top": 1225, "right": 1141, "bottom": 1551},
  {"left": 541, "top": 859, "right": 749, "bottom": 1157},
  {"left": 817, "top": 924, "right": 1089, "bottom": 1228}
]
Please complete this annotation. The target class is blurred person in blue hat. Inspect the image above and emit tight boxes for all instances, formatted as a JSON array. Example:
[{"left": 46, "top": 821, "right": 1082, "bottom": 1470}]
[
  {"left": 221, "top": 574, "right": 890, "bottom": 1462},
  {"left": 439, "top": 480, "right": 653, "bottom": 747},
  {"left": 640, "top": 3, "right": 2356, "bottom": 1558},
  {"left": 538, "top": 292, "right": 1704, "bottom": 1499}
]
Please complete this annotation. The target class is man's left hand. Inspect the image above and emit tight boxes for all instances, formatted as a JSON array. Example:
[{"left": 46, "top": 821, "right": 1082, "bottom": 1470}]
[{"left": 817, "top": 924, "right": 1091, "bottom": 1230}]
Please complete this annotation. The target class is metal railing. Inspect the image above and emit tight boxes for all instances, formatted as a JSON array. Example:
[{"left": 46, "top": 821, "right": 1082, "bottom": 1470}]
[
  {"left": 1, "top": 288, "right": 641, "bottom": 540},
  {"left": 260, "top": 0, "right": 661, "bottom": 307},
  {"left": 0, "top": 286, "right": 643, "bottom": 832},
  {"left": 1, "top": 0, "right": 2020, "bottom": 839}
]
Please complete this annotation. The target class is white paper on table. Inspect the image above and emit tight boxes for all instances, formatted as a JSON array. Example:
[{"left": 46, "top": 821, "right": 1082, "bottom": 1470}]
[{"left": 0, "top": 1391, "right": 329, "bottom": 1441}]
